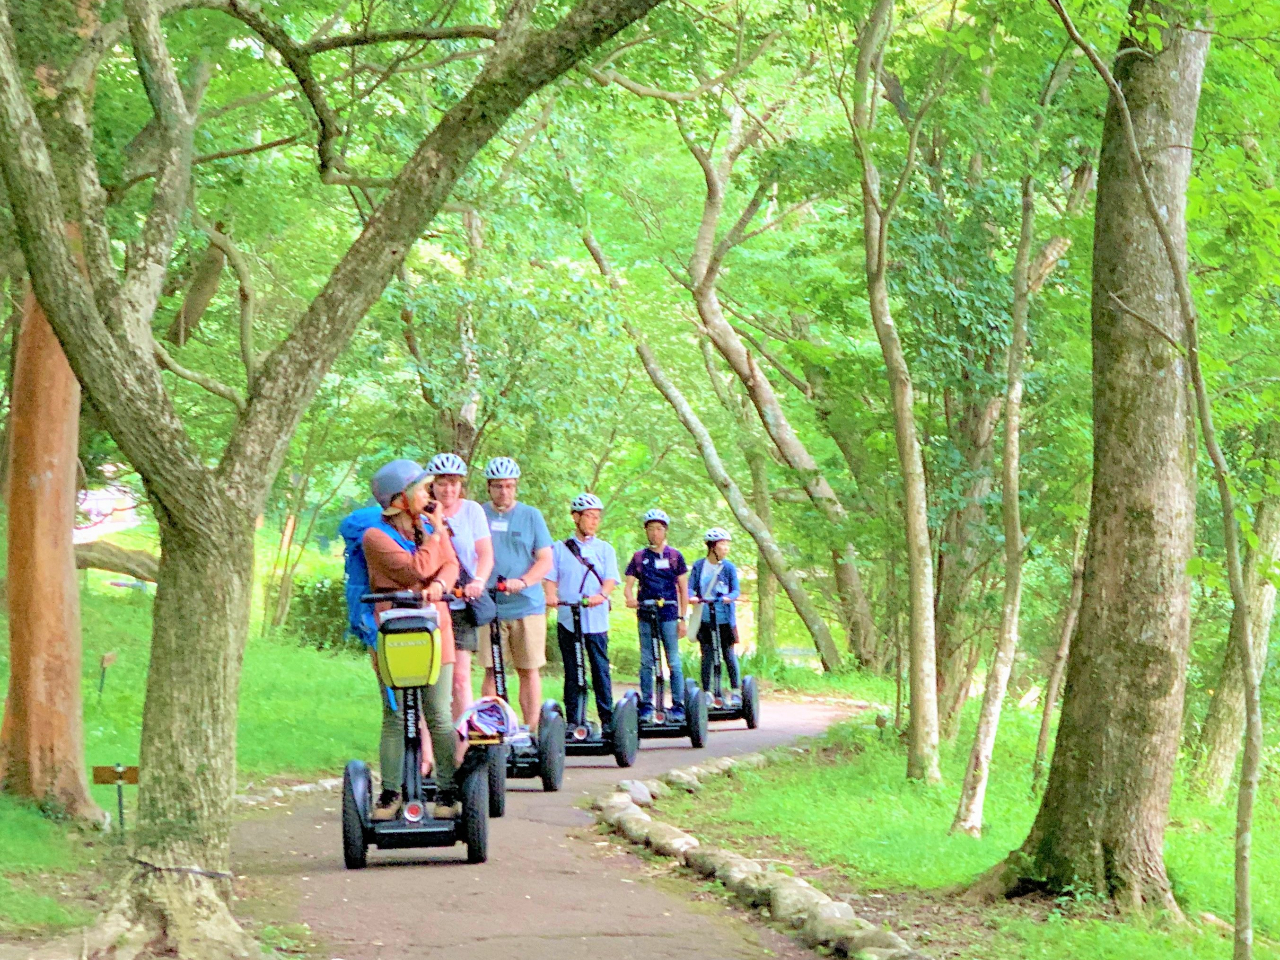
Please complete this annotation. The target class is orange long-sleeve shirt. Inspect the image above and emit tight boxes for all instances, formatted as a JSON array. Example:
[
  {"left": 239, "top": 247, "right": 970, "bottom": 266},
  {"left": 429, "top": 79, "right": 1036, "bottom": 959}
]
[{"left": 362, "top": 522, "right": 458, "bottom": 663}]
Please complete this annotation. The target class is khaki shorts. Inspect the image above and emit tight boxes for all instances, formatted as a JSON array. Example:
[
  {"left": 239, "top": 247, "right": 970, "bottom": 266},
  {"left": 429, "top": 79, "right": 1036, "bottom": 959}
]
[{"left": 479, "top": 614, "right": 547, "bottom": 671}]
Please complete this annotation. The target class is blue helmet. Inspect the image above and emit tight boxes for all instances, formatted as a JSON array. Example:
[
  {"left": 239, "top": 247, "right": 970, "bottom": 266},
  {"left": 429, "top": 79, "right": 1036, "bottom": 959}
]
[
  {"left": 484, "top": 456, "right": 522, "bottom": 480},
  {"left": 426, "top": 452, "right": 468, "bottom": 477},
  {"left": 642, "top": 508, "right": 670, "bottom": 527},
  {"left": 371, "top": 459, "right": 430, "bottom": 508}
]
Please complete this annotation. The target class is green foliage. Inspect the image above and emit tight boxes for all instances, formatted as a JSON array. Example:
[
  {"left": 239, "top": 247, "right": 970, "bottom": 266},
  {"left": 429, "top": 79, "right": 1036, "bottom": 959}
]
[{"left": 283, "top": 576, "right": 358, "bottom": 654}]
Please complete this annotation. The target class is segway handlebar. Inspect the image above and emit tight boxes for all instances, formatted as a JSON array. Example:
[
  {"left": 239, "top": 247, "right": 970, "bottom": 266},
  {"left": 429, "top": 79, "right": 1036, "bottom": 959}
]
[{"left": 360, "top": 590, "right": 423, "bottom": 606}]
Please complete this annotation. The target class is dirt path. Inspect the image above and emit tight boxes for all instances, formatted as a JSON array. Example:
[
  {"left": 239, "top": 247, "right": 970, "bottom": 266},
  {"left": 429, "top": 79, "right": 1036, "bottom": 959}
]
[{"left": 232, "top": 698, "right": 848, "bottom": 960}]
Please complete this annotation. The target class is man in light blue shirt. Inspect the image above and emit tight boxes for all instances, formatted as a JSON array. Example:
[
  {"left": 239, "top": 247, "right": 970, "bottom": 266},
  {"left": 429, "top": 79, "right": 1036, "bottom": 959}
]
[
  {"left": 480, "top": 457, "right": 553, "bottom": 731},
  {"left": 544, "top": 493, "right": 620, "bottom": 732}
]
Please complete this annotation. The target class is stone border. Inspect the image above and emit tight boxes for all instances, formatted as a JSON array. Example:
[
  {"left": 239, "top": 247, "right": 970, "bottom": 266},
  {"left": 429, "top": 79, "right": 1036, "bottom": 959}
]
[
  {"left": 234, "top": 776, "right": 342, "bottom": 807},
  {"left": 590, "top": 753, "right": 928, "bottom": 960}
]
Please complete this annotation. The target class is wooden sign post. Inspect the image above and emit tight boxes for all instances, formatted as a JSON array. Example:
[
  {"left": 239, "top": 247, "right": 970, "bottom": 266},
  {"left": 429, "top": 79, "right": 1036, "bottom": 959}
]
[{"left": 92, "top": 763, "right": 139, "bottom": 833}]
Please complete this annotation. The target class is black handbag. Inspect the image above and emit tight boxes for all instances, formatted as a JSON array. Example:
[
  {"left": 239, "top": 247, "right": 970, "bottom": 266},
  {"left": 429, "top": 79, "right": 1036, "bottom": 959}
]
[{"left": 453, "top": 553, "right": 498, "bottom": 627}]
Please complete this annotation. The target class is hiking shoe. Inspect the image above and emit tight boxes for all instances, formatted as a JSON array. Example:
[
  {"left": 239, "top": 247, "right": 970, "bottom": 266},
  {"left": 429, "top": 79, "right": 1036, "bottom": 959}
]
[
  {"left": 638, "top": 704, "right": 655, "bottom": 724},
  {"left": 668, "top": 703, "right": 686, "bottom": 723},
  {"left": 371, "top": 789, "right": 401, "bottom": 821},
  {"left": 433, "top": 802, "right": 461, "bottom": 819}
]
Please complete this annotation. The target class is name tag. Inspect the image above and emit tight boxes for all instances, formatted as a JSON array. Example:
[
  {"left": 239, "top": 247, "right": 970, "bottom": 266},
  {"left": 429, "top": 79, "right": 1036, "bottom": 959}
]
[
  {"left": 490, "top": 519, "right": 509, "bottom": 532},
  {"left": 654, "top": 558, "right": 670, "bottom": 570}
]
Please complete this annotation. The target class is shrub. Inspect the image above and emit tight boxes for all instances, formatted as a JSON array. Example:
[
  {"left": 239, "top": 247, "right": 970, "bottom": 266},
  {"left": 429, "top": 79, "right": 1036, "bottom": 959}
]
[{"left": 283, "top": 576, "right": 362, "bottom": 654}]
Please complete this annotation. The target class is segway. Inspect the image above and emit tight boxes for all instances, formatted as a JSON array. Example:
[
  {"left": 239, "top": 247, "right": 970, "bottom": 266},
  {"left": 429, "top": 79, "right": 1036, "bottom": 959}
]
[
  {"left": 697, "top": 597, "right": 759, "bottom": 729},
  {"left": 557, "top": 600, "right": 639, "bottom": 767},
  {"left": 342, "top": 591, "right": 494, "bottom": 868},
  {"left": 636, "top": 599, "right": 708, "bottom": 747},
  {"left": 487, "top": 578, "right": 566, "bottom": 794}
]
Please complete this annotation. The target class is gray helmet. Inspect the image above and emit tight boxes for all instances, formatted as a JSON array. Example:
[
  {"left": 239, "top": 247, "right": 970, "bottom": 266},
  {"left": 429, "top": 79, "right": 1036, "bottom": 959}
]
[
  {"left": 642, "top": 508, "right": 670, "bottom": 527},
  {"left": 484, "top": 456, "right": 521, "bottom": 480},
  {"left": 371, "top": 459, "right": 430, "bottom": 508},
  {"left": 571, "top": 492, "right": 604, "bottom": 513},
  {"left": 704, "top": 527, "right": 732, "bottom": 543},
  {"left": 426, "top": 452, "right": 468, "bottom": 477}
]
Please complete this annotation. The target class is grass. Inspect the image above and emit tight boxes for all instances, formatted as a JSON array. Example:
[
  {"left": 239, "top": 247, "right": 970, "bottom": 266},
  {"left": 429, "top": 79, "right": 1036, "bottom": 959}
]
[{"left": 657, "top": 700, "right": 1280, "bottom": 959}]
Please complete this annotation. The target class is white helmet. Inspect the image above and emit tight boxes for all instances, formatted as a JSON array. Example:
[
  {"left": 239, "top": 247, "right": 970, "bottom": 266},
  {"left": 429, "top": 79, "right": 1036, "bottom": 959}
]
[
  {"left": 484, "top": 456, "right": 521, "bottom": 480},
  {"left": 642, "top": 508, "right": 670, "bottom": 527},
  {"left": 426, "top": 452, "right": 468, "bottom": 477},
  {"left": 704, "top": 527, "right": 732, "bottom": 543},
  {"left": 571, "top": 493, "right": 604, "bottom": 513}
]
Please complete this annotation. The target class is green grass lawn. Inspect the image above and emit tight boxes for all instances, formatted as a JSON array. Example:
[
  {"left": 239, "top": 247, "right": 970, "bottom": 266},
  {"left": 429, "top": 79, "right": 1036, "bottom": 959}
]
[{"left": 658, "top": 702, "right": 1280, "bottom": 960}]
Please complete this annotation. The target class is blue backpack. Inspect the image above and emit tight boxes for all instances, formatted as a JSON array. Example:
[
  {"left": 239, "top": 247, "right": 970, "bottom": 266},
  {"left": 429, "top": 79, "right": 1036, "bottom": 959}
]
[{"left": 339, "top": 506, "right": 417, "bottom": 647}]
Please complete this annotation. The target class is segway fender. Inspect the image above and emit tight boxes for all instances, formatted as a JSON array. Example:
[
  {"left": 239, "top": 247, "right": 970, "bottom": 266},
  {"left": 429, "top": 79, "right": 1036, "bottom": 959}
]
[{"left": 344, "top": 759, "right": 373, "bottom": 831}]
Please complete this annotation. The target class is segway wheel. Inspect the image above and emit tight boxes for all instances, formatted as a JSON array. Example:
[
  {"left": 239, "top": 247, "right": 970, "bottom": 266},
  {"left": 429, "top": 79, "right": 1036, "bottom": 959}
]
[
  {"left": 487, "top": 743, "right": 508, "bottom": 818},
  {"left": 341, "top": 761, "right": 370, "bottom": 870},
  {"left": 684, "top": 678, "right": 700, "bottom": 712},
  {"left": 461, "top": 764, "right": 489, "bottom": 864},
  {"left": 612, "top": 696, "right": 639, "bottom": 768},
  {"left": 687, "top": 688, "right": 709, "bottom": 749},
  {"left": 538, "top": 708, "right": 566, "bottom": 792},
  {"left": 742, "top": 675, "right": 760, "bottom": 729}
]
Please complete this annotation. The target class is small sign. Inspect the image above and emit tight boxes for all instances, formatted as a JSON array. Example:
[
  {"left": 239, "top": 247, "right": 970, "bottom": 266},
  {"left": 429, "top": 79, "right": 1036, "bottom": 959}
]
[{"left": 92, "top": 765, "right": 139, "bottom": 785}]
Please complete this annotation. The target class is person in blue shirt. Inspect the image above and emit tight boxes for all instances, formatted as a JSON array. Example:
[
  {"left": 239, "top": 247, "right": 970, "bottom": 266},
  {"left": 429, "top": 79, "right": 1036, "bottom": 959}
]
[
  {"left": 544, "top": 493, "right": 620, "bottom": 733},
  {"left": 480, "top": 457, "right": 553, "bottom": 732},
  {"left": 689, "top": 528, "right": 742, "bottom": 695},
  {"left": 623, "top": 508, "right": 688, "bottom": 723}
]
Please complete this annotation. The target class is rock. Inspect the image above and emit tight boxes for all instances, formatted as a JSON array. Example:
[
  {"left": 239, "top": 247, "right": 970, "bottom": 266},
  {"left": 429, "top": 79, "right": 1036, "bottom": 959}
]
[
  {"left": 618, "top": 811, "right": 654, "bottom": 844},
  {"left": 592, "top": 791, "right": 632, "bottom": 812},
  {"left": 660, "top": 769, "right": 701, "bottom": 793},
  {"left": 700, "top": 756, "right": 736, "bottom": 775},
  {"left": 684, "top": 846, "right": 742, "bottom": 878},
  {"left": 600, "top": 802, "right": 647, "bottom": 828},
  {"left": 290, "top": 783, "right": 318, "bottom": 794},
  {"left": 799, "top": 905, "right": 873, "bottom": 948},
  {"left": 645, "top": 822, "right": 699, "bottom": 858},
  {"left": 268, "top": 787, "right": 285, "bottom": 798},
  {"left": 234, "top": 795, "right": 258, "bottom": 806},
  {"left": 733, "top": 869, "right": 787, "bottom": 907},
  {"left": 830, "top": 928, "right": 912, "bottom": 957},
  {"left": 317, "top": 777, "right": 342, "bottom": 791},
  {"left": 617, "top": 780, "right": 653, "bottom": 807},
  {"left": 848, "top": 950, "right": 916, "bottom": 960},
  {"left": 732, "top": 753, "right": 767, "bottom": 770},
  {"left": 769, "top": 876, "right": 832, "bottom": 926},
  {"left": 680, "top": 765, "right": 709, "bottom": 781},
  {"left": 641, "top": 778, "right": 669, "bottom": 799},
  {"left": 716, "top": 856, "right": 764, "bottom": 893}
]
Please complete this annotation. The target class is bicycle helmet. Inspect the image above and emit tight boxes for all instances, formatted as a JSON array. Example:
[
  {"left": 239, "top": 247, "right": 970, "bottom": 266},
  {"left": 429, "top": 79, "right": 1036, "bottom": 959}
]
[
  {"left": 571, "top": 492, "right": 604, "bottom": 513},
  {"left": 642, "top": 508, "right": 670, "bottom": 527},
  {"left": 704, "top": 527, "right": 732, "bottom": 543},
  {"left": 371, "top": 459, "right": 430, "bottom": 508},
  {"left": 426, "top": 452, "right": 468, "bottom": 477},
  {"left": 483, "top": 456, "right": 522, "bottom": 480}
]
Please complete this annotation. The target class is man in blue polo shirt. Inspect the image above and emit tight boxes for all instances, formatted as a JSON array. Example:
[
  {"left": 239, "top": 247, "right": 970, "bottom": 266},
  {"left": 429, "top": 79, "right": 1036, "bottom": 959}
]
[
  {"left": 481, "top": 456, "right": 553, "bottom": 732},
  {"left": 623, "top": 507, "right": 688, "bottom": 723},
  {"left": 544, "top": 493, "right": 620, "bottom": 733}
]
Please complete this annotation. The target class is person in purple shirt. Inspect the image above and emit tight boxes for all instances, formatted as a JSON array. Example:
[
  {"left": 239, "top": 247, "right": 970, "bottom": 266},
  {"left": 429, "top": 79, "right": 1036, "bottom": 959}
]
[{"left": 623, "top": 508, "right": 688, "bottom": 723}]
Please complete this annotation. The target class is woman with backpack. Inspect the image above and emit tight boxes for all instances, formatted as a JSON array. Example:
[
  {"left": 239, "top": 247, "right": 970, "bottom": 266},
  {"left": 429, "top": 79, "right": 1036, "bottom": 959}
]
[
  {"left": 425, "top": 452, "right": 495, "bottom": 721},
  {"left": 358, "top": 459, "right": 461, "bottom": 821}
]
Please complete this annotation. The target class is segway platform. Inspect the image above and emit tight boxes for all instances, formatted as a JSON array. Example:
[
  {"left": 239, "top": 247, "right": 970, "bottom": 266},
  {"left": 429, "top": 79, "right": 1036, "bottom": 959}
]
[{"left": 559, "top": 600, "right": 639, "bottom": 767}]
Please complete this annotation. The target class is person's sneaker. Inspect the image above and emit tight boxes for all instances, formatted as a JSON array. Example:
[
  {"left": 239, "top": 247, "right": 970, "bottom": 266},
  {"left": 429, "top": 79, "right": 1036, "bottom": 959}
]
[
  {"left": 433, "top": 801, "right": 462, "bottom": 819},
  {"left": 668, "top": 703, "right": 686, "bottom": 723},
  {"left": 371, "top": 789, "right": 401, "bottom": 821},
  {"left": 638, "top": 704, "right": 655, "bottom": 724}
]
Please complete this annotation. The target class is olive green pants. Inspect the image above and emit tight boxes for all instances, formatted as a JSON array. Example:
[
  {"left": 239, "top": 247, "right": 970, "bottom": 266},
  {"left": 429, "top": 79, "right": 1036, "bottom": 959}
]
[{"left": 378, "top": 663, "right": 455, "bottom": 794}]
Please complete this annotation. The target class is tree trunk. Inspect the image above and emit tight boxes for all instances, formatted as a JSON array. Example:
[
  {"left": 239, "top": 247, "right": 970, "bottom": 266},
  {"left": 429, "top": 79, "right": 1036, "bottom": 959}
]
[
  {"left": 951, "top": 170, "right": 1034, "bottom": 838},
  {"left": 1194, "top": 464, "right": 1280, "bottom": 801},
  {"left": 1032, "top": 525, "right": 1086, "bottom": 794},
  {"left": 75, "top": 540, "right": 160, "bottom": 582},
  {"left": 165, "top": 238, "right": 225, "bottom": 345},
  {"left": 748, "top": 448, "right": 777, "bottom": 657},
  {"left": 631, "top": 331, "right": 842, "bottom": 669},
  {"left": 94, "top": 510, "right": 258, "bottom": 957},
  {"left": 0, "top": 287, "right": 101, "bottom": 821},
  {"left": 989, "top": 8, "right": 1206, "bottom": 910}
]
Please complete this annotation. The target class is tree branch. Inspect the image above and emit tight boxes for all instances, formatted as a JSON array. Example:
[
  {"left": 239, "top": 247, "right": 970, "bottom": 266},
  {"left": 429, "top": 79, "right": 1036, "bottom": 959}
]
[
  {"left": 192, "top": 210, "right": 257, "bottom": 389},
  {"left": 154, "top": 342, "right": 246, "bottom": 411},
  {"left": 302, "top": 24, "right": 498, "bottom": 54},
  {"left": 582, "top": 29, "right": 778, "bottom": 102}
]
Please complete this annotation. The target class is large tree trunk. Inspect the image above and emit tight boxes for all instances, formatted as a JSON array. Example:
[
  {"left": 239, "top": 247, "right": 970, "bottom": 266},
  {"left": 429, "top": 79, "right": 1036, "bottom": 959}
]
[
  {"left": 988, "top": 7, "right": 1206, "bottom": 910},
  {"left": 0, "top": 288, "right": 101, "bottom": 821},
  {"left": 94, "top": 511, "right": 257, "bottom": 957},
  {"left": 632, "top": 331, "right": 842, "bottom": 669},
  {"left": 1194, "top": 454, "right": 1280, "bottom": 801}
]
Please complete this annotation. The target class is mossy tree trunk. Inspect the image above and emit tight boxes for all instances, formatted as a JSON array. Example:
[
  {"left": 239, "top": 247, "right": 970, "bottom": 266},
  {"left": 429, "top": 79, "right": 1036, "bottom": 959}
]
[{"left": 990, "top": 3, "right": 1207, "bottom": 911}]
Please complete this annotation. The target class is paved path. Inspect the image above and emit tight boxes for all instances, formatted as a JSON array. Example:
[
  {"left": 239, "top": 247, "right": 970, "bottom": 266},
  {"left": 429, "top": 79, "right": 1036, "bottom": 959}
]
[{"left": 233, "top": 699, "right": 848, "bottom": 960}]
